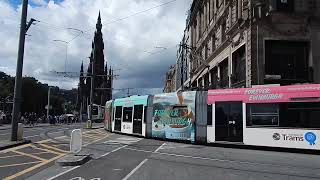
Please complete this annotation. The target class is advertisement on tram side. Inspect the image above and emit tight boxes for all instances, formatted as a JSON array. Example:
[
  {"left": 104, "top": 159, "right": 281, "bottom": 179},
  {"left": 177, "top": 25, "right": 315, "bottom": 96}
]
[
  {"left": 152, "top": 91, "right": 196, "bottom": 142},
  {"left": 104, "top": 101, "right": 113, "bottom": 131}
]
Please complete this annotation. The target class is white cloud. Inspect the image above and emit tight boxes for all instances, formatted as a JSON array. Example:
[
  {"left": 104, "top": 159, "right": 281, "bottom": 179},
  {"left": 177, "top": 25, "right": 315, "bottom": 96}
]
[
  {"left": 31, "top": 0, "right": 47, "bottom": 6},
  {"left": 0, "top": 0, "right": 192, "bottom": 92}
]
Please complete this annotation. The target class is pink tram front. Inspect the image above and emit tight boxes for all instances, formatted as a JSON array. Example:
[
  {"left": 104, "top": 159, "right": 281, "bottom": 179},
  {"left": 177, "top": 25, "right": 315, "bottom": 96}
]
[{"left": 207, "top": 84, "right": 320, "bottom": 150}]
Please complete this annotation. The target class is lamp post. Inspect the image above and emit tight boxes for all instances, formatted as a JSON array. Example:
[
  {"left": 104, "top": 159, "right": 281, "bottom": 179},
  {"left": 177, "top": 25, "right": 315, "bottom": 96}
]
[
  {"left": 53, "top": 40, "right": 68, "bottom": 72},
  {"left": 46, "top": 87, "right": 51, "bottom": 122}
]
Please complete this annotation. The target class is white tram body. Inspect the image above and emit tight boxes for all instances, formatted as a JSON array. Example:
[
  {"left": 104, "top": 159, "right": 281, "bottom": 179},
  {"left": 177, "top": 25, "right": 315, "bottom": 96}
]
[{"left": 104, "top": 84, "right": 320, "bottom": 150}]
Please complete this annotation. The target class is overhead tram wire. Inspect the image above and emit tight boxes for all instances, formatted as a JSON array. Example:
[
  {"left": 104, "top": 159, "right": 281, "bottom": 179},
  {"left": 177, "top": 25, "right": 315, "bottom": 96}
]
[{"left": 82, "top": 0, "right": 178, "bottom": 34}]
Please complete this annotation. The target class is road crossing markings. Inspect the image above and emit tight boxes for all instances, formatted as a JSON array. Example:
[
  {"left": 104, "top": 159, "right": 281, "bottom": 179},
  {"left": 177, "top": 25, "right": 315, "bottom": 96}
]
[
  {"left": 0, "top": 161, "right": 42, "bottom": 168},
  {"left": 29, "top": 144, "right": 63, "bottom": 155},
  {"left": 0, "top": 143, "right": 32, "bottom": 154},
  {"left": 0, "top": 151, "right": 50, "bottom": 159},
  {"left": 1, "top": 128, "right": 109, "bottom": 180},
  {"left": 3, "top": 153, "right": 66, "bottom": 180},
  {"left": 83, "top": 133, "right": 110, "bottom": 146},
  {"left": 82, "top": 133, "right": 101, "bottom": 140},
  {"left": 12, "top": 150, "right": 47, "bottom": 162},
  {"left": 38, "top": 143, "right": 69, "bottom": 153}
]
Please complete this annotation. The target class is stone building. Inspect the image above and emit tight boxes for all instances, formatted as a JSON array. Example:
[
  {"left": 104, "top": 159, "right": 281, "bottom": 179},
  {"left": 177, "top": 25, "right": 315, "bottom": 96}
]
[
  {"left": 77, "top": 12, "right": 113, "bottom": 112},
  {"left": 176, "top": 17, "right": 192, "bottom": 90},
  {"left": 176, "top": 0, "right": 320, "bottom": 90},
  {"left": 163, "top": 65, "right": 176, "bottom": 93}
]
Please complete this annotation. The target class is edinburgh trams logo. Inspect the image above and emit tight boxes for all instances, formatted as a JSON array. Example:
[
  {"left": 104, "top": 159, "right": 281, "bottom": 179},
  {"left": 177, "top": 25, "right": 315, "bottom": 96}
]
[
  {"left": 305, "top": 132, "right": 316, "bottom": 145},
  {"left": 272, "top": 133, "right": 281, "bottom": 140}
]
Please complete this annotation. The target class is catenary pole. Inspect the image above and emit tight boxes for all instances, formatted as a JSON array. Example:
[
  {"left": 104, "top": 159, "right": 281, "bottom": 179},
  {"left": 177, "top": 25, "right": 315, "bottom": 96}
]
[
  {"left": 46, "top": 87, "right": 51, "bottom": 121},
  {"left": 11, "top": 0, "right": 28, "bottom": 141}
]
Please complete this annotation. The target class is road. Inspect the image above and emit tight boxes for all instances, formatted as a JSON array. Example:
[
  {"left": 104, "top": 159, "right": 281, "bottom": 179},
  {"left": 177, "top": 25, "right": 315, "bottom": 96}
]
[
  {"left": 0, "top": 124, "right": 83, "bottom": 142},
  {"left": 0, "top": 123, "right": 107, "bottom": 180},
  {"left": 22, "top": 133, "right": 320, "bottom": 180}
]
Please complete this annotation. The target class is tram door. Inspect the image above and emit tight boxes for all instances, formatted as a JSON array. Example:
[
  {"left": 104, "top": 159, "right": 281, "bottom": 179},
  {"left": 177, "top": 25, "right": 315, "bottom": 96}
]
[
  {"left": 215, "top": 102, "right": 243, "bottom": 142},
  {"left": 133, "top": 105, "right": 143, "bottom": 134},
  {"left": 114, "top": 106, "right": 122, "bottom": 131}
]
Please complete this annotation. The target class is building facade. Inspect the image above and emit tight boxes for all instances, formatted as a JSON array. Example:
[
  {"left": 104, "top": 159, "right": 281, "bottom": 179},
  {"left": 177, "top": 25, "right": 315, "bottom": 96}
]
[
  {"left": 175, "top": 0, "right": 320, "bottom": 91},
  {"left": 77, "top": 12, "right": 113, "bottom": 112},
  {"left": 163, "top": 65, "right": 176, "bottom": 93}
]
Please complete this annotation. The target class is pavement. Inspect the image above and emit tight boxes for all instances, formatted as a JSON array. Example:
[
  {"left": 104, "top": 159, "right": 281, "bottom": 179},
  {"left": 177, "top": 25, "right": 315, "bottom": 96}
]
[{"left": 24, "top": 133, "right": 320, "bottom": 180}]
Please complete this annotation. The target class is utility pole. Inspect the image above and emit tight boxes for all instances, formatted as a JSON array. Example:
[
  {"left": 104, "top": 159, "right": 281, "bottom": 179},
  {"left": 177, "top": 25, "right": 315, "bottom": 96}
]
[
  {"left": 11, "top": 0, "right": 28, "bottom": 141},
  {"left": 125, "top": 88, "right": 134, "bottom": 97},
  {"left": 180, "top": 43, "right": 184, "bottom": 91},
  {"left": 46, "top": 87, "right": 51, "bottom": 121}
]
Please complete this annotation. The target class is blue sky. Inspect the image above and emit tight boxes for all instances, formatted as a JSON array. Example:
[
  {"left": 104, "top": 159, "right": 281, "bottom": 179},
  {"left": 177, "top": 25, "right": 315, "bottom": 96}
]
[{"left": 8, "top": 0, "right": 64, "bottom": 8}]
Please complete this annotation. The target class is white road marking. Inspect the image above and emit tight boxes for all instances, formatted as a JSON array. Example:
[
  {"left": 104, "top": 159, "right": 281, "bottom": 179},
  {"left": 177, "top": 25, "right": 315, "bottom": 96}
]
[
  {"left": 154, "top": 142, "right": 166, "bottom": 152},
  {"left": 112, "top": 169, "right": 123, "bottom": 171},
  {"left": 101, "top": 145, "right": 128, "bottom": 157},
  {"left": 122, "top": 147, "right": 317, "bottom": 169},
  {"left": 104, "top": 137, "right": 141, "bottom": 145},
  {"left": 122, "top": 159, "right": 148, "bottom": 180},
  {"left": 47, "top": 166, "right": 80, "bottom": 180}
]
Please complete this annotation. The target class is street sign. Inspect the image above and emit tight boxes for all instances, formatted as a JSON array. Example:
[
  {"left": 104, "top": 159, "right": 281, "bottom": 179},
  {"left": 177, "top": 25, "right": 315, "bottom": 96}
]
[{"left": 70, "top": 129, "right": 82, "bottom": 154}]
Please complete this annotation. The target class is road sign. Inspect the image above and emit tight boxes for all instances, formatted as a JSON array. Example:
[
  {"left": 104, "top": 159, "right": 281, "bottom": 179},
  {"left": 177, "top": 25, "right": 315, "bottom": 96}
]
[{"left": 70, "top": 129, "right": 82, "bottom": 154}]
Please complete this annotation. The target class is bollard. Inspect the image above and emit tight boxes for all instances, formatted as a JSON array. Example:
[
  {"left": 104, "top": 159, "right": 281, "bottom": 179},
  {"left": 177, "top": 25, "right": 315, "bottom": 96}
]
[
  {"left": 70, "top": 129, "right": 82, "bottom": 154},
  {"left": 17, "top": 123, "right": 24, "bottom": 141},
  {"left": 86, "top": 120, "right": 92, "bottom": 129}
]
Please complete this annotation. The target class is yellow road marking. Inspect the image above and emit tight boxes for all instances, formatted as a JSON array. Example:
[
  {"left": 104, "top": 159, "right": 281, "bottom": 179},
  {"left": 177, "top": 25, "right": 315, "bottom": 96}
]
[
  {"left": 0, "top": 143, "right": 32, "bottom": 153},
  {"left": 12, "top": 150, "right": 47, "bottom": 162},
  {"left": 38, "top": 143, "right": 68, "bottom": 153},
  {"left": 3, "top": 153, "right": 65, "bottom": 180},
  {"left": 1, "top": 128, "right": 109, "bottom": 180},
  {"left": 83, "top": 134, "right": 110, "bottom": 146},
  {"left": 0, "top": 151, "right": 51, "bottom": 159},
  {"left": 82, "top": 133, "right": 101, "bottom": 140},
  {"left": 93, "top": 129, "right": 108, "bottom": 135},
  {"left": 29, "top": 144, "right": 62, "bottom": 155},
  {"left": 0, "top": 161, "right": 41, "bottom": 168}
]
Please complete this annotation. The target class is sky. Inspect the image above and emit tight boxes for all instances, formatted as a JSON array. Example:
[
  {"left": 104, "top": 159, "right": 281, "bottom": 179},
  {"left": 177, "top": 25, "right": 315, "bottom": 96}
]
[{"left": 0, "top": 0, "right": 192, "bottom": 97}]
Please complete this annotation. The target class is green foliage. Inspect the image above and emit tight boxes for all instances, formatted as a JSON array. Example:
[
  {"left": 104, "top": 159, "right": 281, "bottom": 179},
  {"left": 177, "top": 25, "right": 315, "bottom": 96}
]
[{"left": 0, "top": 71, "right": 77, "bottom": 115}]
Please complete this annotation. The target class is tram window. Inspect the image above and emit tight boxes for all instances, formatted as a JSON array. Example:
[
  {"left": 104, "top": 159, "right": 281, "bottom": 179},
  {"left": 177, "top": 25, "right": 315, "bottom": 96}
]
[
  {"left": 246, "top": 104, "right": 279, "bottom": 126},
  {"left": 92, "top": 106, "right": 98, "bottom": 115},
  {"left": 134, "top": 105, "right": 143, "bottom": 120},
  {"left": 207, "top": 105, "right": 212, "bottom": 125},
  {"left": 279, "top": 102, "right": 320, "bottom": 128},
  {"left": 123, "top": 107, "right": 133, "bottom": 122},
  {"left": 144, "top": 106, "right": 147, "bottom": 123},
  {"left": 115, "top": 106, "right": 122, "bottom": 119}
]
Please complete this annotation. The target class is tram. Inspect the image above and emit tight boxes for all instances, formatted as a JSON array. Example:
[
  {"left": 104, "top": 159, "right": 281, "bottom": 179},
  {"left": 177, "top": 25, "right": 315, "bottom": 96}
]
[{"left": 104, "top": 84, "right": 320, "bottom": 150}]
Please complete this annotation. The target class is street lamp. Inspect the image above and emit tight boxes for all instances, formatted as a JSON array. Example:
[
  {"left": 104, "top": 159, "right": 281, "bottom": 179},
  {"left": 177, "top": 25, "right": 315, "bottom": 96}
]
[
  {"left": 46, "top": 86, "right": 51, "bottom": 122},
  {"left": 53, "top": 39, "right": 68, "bottom": 73}
]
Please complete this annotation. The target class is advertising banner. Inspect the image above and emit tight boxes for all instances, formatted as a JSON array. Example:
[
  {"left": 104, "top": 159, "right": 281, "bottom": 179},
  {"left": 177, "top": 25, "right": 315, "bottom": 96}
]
[
  {"left": 104, "top": 101, "right": 113, "bottom": 131},
  {"left": 244, "top": 128, "right": 320, "bottom": 150},
  {"left": 208, "top": 84, "right": 320, "bottom": 104},
  {"left": 152, "top": 91, "right": 196, "bottom": 142}
]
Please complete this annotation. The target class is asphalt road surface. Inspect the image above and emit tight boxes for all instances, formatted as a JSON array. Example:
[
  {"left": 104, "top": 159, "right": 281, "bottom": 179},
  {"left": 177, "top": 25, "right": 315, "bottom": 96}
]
[
  {"left": 25, "top": 133, "right": 320, "bottom": 180},
  {"left": 0, "top": 123, "right": 107, "bottom": 180}
]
